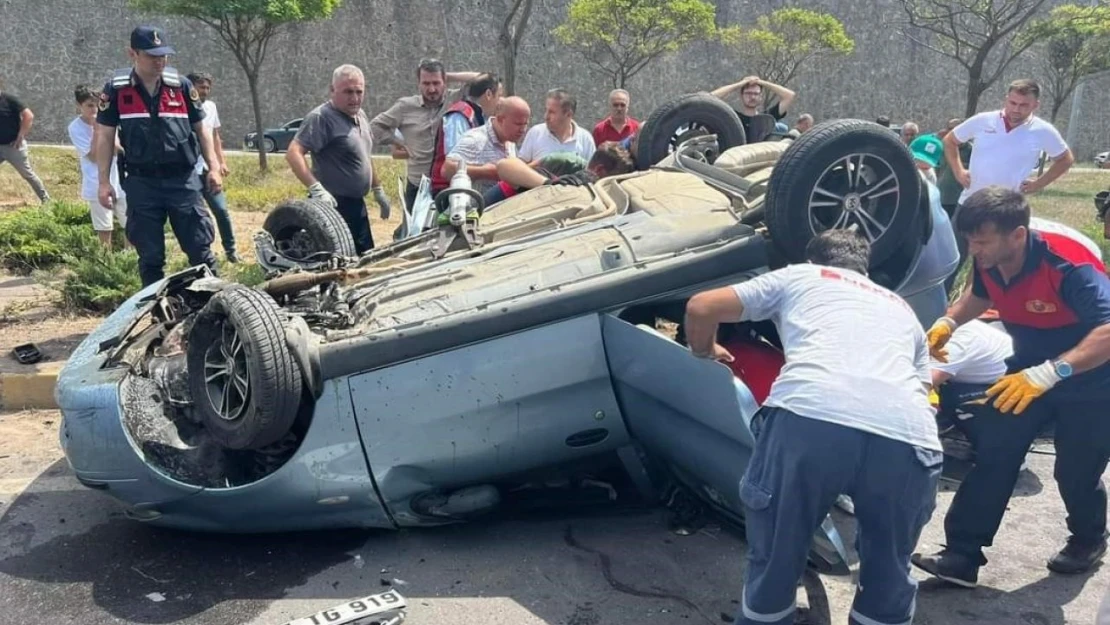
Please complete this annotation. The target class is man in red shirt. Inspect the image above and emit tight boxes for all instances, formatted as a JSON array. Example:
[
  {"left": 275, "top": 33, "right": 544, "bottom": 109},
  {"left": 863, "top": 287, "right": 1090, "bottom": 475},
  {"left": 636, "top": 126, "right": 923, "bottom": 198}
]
[{"left": 592, "top": 89, "right": 639, "bottom": 145}]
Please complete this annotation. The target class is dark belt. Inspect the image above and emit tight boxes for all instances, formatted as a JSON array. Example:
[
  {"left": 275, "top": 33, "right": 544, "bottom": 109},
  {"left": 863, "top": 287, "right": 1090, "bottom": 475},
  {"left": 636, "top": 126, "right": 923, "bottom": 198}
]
[{"left": 125, "top": 163, "right": 194, "bottom": 178}]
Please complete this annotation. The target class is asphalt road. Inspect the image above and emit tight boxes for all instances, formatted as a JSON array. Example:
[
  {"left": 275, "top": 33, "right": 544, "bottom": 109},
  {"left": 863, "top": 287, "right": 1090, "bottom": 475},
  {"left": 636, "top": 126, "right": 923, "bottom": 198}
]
[{"left": 0, "top": 410, "right": 1106, "bottom": 625}]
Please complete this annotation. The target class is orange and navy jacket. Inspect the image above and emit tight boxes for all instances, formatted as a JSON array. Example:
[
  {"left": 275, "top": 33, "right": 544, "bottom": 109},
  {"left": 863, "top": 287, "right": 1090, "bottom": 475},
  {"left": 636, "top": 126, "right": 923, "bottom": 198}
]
[
  {"left": 430, "top": 100, "right": 482, "bottom": 193},
  {"left": 96, "top": 68, "right": 204, "bottom": 173},
  {"left": 972, "top": 230, "right": 1110, "bottom": 396}
]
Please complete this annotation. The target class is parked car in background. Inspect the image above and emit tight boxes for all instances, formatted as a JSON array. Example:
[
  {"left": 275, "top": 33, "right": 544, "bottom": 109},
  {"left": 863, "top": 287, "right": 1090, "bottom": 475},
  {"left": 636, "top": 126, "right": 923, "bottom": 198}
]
[
  {"left": 1096, "top": 150, "right": 1108, "bottom": 168},
  {"left": 243, "top": 118, "right": 303, "bottom": 153}
]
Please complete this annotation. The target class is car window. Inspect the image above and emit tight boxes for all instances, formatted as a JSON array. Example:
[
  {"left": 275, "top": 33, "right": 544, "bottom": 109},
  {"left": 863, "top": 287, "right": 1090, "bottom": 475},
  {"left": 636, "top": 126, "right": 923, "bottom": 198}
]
[{"left": 286, "top": 119, "right": 303, "bottom": 130}]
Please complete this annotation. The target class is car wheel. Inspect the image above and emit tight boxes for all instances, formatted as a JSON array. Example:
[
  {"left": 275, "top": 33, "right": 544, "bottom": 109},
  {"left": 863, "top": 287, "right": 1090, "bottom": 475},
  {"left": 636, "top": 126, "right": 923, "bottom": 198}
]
[
  {"left": 636, "top": 93, "right": 747, "bottom": 170},
  {"left": 186, "top": 285, "right": 303, "bottom": 450},
  {"left": 765, "top": 119, "right": 921, "bottom": 265},
  {"left": 263, "top": 137, "right": 277, "bottom": 153},
  {"left": 263, "top": 199, "right": 358, "bottom": 260}
]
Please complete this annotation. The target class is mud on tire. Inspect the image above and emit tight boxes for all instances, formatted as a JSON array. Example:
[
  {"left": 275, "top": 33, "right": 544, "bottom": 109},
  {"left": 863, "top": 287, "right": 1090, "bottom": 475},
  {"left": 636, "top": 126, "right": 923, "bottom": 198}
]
[
  {"left": 264, "top": 198, "right": 357, "bottom": 260},
  {"left": 187, "top": 285, "right": 303, "bottom": 450},
  {"left": 765, "top": 119, "right": 921, "bottom": 265},
  {"left": 636, "top": 93, "right": 747, "bottom": 169}
]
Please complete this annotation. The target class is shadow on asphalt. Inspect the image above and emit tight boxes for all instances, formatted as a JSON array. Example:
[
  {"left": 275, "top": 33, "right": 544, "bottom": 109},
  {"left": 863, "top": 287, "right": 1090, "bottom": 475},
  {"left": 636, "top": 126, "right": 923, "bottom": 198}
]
[{"left": 917, "top": 569, "right": 1097, "bottom": 625}]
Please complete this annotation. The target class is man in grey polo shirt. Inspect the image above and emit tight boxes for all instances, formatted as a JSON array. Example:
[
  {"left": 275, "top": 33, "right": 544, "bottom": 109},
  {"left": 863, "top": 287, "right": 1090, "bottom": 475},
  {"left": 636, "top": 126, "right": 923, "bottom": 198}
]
[
  {"left": 287, "top": 64, "right": 380, "bottom": 254},
  {"left": 441, "top": 96, "right": 531, "bottom": 193}
]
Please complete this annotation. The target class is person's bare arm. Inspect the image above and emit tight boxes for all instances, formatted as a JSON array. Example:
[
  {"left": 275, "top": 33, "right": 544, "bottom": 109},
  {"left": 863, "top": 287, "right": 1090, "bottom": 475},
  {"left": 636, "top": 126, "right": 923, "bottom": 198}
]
[
  {"left": 1059, "top": 324, "right": 1110, "bottom": 374},
  {"left": 497, "top": 157, "right": 548, "bottom": 189},
  {"left": 946, "top": 287, "right": 993, "bottom": 327},
  {"left": 446, "top": 72, "right": 480, "bottom": 83},
  {"left": 759, "top": 79, "right": 796, "bottom": 113},
  {"left": 1023, "top": 149, "right": 1074, "bottom": 194},
  {"left": 710, "top": 79, "right": 748, "bottom": 100},
  {"left": 685, "top": 287, "right": 745, "bottom": 360},
  {"left": 466, "top": 162, "right": 500, "bottom": 181},
  {"left": 212, "top": 127, "right": 227, "bottom": 171},
  {"left": 943, "top": 129, "right": 971, "bottom": 188},
  {"left": 286, "top": 139, "right": 318, "bottom": 187},
  {"left": 931, "top": 369, "right": 954, "bottom": 387},
  {"left": 15, "top": 108, "right": 33, "bottom": 145},
  {"left": 193, "top": 122, "right": 218, "bottom": 173},
  {"left": 95, "top": 122, "right": 119, "bottom": 208}
]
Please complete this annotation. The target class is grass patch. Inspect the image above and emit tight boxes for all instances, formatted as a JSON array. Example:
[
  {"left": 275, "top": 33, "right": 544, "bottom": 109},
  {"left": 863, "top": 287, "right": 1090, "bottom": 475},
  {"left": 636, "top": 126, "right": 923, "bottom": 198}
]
[{"left": 0, "top": 201, "right": 102, "bottom": 272}]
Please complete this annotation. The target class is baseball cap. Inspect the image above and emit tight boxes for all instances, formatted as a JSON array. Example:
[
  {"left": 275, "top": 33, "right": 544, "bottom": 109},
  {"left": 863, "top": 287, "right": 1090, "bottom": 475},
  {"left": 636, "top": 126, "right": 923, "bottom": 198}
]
[
  {"left": 909, "top": 134, "right": 944, "bottom": 169},
  {"left": 130, "top": 26, "right": 175, "bottom": 56}
]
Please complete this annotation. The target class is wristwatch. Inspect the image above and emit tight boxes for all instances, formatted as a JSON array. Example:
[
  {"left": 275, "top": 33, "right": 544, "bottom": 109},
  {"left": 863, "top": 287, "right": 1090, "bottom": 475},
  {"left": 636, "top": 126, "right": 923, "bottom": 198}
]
[{"left": 1053, "top": 359, "right": 1074, "bottom": 379}]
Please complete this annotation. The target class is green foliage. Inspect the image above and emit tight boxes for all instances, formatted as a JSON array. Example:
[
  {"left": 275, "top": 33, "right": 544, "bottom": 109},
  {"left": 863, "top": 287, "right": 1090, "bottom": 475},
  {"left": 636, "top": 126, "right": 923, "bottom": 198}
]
[
  {"left": 554, "top": 0, "right": 719, "bottom": 87},
  {"left": 722, "top": 8, "right": 854, "bottom": 85},
  {"left": 896, "top": 0, "right": 1050, "bottom": 116},
  {"left": 0, "top": 202, "right": 101, "bottom": 272},
  {"left": 60, "top": 248, "right": 143, "bottom": 314},
  {"left": 1022, "top": 4, "right": 1110, "bottom": 121},
  {"left": 128, "top": 0, "right": 341, "bottom": 22}
]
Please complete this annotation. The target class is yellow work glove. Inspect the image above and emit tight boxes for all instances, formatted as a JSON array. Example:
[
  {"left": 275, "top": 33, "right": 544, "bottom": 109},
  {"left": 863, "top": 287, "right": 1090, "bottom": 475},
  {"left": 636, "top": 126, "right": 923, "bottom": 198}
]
[
  {"left": 985, "top": 360, "right": 1061, "bottom": 415},
  {"left": 926, "top": 316, "right": 957, "bottom": 362}
]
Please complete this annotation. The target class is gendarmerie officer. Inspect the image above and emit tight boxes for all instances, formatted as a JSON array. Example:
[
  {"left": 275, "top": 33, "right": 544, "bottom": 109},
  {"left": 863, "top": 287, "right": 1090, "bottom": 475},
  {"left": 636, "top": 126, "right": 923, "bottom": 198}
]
[{"left": 95, "top": 26, "right": 220, "bottom": 286}]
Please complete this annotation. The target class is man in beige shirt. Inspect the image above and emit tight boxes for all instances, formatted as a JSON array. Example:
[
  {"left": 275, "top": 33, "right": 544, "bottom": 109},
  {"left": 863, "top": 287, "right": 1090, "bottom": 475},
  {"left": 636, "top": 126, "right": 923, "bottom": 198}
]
[{"left": 370, "top": 59, "right": 479, "bottom": 212}]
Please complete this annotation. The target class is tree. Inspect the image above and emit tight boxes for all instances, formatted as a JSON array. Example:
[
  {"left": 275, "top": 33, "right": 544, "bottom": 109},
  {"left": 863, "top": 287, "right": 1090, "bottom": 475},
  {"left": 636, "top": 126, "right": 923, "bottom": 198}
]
[
  {"left": 722, "top": 8, "right": 855, "bottom": 86},
  {"left": 895, "top": 0, "right": 1050, "bottom": 117},
  {"left": 129, "top": 0, "right": 343, "bottom": 171},
  {"left": 499, "top": 0, "right": 536, "bottom": 96},
  {"left": 1023, "top": 4, "right": 1110, "bottom": 122},
  {"left": 554, "top": 0, "right": 719, "bottom": 88}
]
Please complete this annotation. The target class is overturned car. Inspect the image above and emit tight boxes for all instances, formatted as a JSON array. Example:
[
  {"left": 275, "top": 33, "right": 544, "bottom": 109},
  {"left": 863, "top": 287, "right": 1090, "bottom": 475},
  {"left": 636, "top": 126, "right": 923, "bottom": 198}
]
[{"left": 57, "top": 95, "right": 959, "bottom": 574}]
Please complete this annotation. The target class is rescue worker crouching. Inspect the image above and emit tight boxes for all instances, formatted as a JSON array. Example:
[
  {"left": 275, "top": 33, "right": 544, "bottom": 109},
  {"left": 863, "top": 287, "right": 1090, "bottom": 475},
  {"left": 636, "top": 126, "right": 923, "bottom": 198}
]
[
  {"left": 95, "top": 26, "right": 220, "bottom": 287},
  {"left": 915, "top": 186, "right": 1110, "bottom": 587}
]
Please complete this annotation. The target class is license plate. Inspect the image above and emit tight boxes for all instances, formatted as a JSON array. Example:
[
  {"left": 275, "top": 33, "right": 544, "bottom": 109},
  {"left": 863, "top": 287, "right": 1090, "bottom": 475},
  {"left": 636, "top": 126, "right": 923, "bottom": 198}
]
[{"left": 281, "top": 590, "right": 407, "bottom": 625}]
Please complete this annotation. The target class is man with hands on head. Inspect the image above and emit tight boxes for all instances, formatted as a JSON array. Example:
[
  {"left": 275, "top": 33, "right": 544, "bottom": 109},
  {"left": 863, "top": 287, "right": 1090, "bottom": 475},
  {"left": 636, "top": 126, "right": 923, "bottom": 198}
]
[{"left": 914, "top": 186, "right": 1110, "bottom": 588}]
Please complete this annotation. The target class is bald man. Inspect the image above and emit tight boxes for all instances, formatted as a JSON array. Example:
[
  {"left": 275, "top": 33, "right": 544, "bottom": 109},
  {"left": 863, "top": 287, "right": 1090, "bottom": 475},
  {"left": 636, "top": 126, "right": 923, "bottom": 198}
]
[{"left": 442, "top": 96, "right": 531, "bottom": 191}]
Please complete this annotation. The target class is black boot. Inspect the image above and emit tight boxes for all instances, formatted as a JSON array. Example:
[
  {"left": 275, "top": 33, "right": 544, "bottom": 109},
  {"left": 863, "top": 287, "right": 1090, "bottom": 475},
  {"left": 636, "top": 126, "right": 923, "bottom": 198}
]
[
  {"left": 1047, "top": 537, "right": 1107, "bottom": 574},
  {"left": 911, "top": 549, "right": 980, "bottom": 588}
]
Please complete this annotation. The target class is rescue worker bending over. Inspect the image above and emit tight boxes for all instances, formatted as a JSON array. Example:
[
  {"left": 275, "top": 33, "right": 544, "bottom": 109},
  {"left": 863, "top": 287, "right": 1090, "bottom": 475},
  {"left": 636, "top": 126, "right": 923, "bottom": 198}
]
[
  {"left": 914, "top": 186, "right": 1110, "bottom": 587},
  {"left": 95, "top": 26, "right": 220, "bottom": 286},
  {"left": 483, "top": 141, "right": 636, "bottom": 205},
  {"left": 686, "top": 229, "right": 942, "bottom": 625}
]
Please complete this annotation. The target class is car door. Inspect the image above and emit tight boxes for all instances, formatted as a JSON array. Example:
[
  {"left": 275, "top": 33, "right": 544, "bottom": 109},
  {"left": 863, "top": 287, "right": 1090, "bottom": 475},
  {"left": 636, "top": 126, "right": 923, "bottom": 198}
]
[{"left": 600, "top": 314, "right": 853, "bottom": 573}]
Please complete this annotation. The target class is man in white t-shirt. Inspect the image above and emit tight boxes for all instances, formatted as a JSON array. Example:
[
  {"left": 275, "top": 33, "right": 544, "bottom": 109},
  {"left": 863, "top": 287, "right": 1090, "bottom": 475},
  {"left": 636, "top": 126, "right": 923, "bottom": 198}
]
[
  {"left": 187, "top": 72, "right": 238, "bottom": 263},
  {"left": 67, "top": 85, "right": 126, "bottom": 248},
  {"left": 945, "top": 79, "right": 1074, "bottom": 203},
  {"left": 518, "top": 89, "right": 595, "bottom": 163},
  {"left": 931, "top": 320, "right": 1013, "bottom": 387},
  {"left": 685, "top": 230, "right": 941, "bottom": 625}
]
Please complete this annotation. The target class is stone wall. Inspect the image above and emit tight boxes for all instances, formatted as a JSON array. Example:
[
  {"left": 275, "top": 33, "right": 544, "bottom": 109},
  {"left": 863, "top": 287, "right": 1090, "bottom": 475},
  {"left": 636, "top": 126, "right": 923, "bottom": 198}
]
[{"left": 1, "top": 0, "right": 1107, "bottom": 159}]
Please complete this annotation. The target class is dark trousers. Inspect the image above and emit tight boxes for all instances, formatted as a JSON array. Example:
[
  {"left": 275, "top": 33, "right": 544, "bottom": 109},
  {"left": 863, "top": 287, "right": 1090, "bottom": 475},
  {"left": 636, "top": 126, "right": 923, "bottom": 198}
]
[
  {"left": 123, "top": 175, "right": 216, "bottom": 287},
  {"left": 737, "top": 407, "right": 941, "bottom": 625},
  {"left": 334, "top": 195, "right": 373, "bottom": 254},
  {"left": 944, "top": 393, "right": 1110, "bottom": 563},
  {"left": 199, "top": 171, "right": 236, "bottom": 254}
]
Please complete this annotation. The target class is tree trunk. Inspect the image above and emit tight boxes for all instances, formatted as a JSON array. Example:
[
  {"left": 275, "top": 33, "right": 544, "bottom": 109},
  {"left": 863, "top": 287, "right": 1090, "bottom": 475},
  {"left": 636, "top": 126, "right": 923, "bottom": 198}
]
[
  {"left": 964, "top": 76, "right": 985, "bottom": 118},
  {"left": 1050, "top": 97, "right": 1065, "bottom": 123},
  {"left": 246, "top": 70, "right": 267, "bottom": 171},
  {"left": 503, "top": 44, "right": 518, "bottom": 95}
]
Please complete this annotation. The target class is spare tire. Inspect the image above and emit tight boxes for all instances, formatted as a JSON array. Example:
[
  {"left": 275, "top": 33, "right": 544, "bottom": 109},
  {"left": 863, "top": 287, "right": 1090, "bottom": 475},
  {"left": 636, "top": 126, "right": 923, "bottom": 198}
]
[
  {"left": 765, "top": 119, "right": 921, "bottom": 265},
  {"left": 263, "top": 198, "right": 357, "bottom": 260},
  {"left": 636, "top": 93, "right": 747, "bottom": 170},
  {"left": 187, "top": 285, "right": 303, "bottom": 450}
]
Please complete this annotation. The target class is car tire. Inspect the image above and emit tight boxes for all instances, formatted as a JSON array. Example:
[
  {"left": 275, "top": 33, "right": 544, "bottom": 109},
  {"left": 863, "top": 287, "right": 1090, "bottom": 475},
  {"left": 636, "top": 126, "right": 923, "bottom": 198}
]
[
  {"left": 187, "top": 285, "right": 303, "bottom": 450},
  {"left": 765, "top": 119, "right": 921, "bottom": 265},
  {"left": 263, "top": 198, "right": 358, "bottom": 260},
  {"left": 263, "top": 137, "right": 277, "bottom": 153},
  {"left": 636, "top": 93, "right": 747, "bottom": 170}
]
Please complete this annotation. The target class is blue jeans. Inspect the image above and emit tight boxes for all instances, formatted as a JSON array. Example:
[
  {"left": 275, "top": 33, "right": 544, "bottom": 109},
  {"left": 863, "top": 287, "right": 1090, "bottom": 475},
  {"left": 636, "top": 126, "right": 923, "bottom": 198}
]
[
  {"left": 200, "top": 171, "right": 236, "bottom": 254},
  {"left": 736, "top": 407, "right": 941, "bottom": 625}
]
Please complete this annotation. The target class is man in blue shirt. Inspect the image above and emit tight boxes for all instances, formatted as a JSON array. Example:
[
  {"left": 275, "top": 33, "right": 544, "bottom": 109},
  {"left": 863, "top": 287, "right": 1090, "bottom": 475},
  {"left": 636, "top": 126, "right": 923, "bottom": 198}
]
[{"left": 915, "top": 186, "right": 1110, "bottom": 587}]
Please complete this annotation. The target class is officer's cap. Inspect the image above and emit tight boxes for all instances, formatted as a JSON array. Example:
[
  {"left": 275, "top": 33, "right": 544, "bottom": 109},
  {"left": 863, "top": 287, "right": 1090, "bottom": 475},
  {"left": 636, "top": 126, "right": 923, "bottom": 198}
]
[{"left": 130, "top": 26, "right": 175, "bottom": 56}]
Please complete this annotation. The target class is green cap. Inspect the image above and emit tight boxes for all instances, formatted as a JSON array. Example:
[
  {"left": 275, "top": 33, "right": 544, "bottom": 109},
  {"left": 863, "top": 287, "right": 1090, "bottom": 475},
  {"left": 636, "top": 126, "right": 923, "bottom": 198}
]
[{"left": 910, "top": 134, "right": 944, "bottom": 169}]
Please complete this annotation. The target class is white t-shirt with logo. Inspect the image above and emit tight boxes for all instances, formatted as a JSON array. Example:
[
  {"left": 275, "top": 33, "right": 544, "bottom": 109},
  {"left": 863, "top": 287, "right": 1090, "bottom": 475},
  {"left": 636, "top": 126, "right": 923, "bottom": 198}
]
[
  {"left": 194, "top": 100, "right": 221, "bottom": 175},
  {"left": 953, "top": 111, "right": 1068, "bottom": 204},
  {"left": 930, "top": 320, "right": 1013, "bottom": 384},
  {"left": 67, "top": 117, "right": 123, "bottom": 201},
  {"left": 518, "top": 122, "right": 596, "bottom": 162},
  {"left": 732, "top": 264, "right": 941, "bottom": 451}
]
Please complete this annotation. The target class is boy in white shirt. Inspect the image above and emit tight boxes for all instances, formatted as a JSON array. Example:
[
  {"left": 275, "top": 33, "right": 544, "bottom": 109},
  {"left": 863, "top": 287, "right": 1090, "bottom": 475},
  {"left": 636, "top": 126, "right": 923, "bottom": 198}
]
[{"left": 67, "top": 85, "right": 126, "bottom": 248}]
